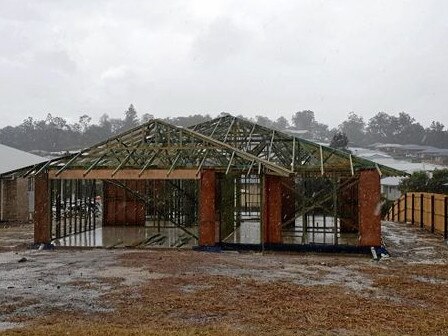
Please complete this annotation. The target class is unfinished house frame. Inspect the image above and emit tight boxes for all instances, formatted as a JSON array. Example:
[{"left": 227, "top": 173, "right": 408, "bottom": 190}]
[{"left": 4, "top": 114, "right": 404, "bottom": 251}]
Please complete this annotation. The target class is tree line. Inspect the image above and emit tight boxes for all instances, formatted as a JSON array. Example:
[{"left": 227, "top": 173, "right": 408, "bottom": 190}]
[
  {"left": 0, "top": 105, "right": 447, "bottom": 153},
  {"left": 399, "top": 169, "right": 448, "bottom": 195}
]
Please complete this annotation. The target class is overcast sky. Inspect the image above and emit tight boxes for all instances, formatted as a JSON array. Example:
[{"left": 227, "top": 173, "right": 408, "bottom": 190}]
[{"left": 1, "top": 0, "right": 447, "bottom": 128}]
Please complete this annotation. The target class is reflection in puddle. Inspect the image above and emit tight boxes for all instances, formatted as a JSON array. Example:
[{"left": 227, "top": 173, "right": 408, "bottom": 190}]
[
  {"left": 53, "top": 215, "right": 358, "bottom": 247},
  {"left": 223, "top": 215, "right": 358, "bottom": 245},
  {"left": 53, "top": 225, "right": 198, "bottom": 248}
]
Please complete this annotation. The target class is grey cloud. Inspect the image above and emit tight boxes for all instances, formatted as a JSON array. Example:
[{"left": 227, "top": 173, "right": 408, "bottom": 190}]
[
  {"left": 191, "top": 17, "right": 254, "bottom": 64},
  {"left": 0, "top": 0, "right": 447, "bottom": 128}
]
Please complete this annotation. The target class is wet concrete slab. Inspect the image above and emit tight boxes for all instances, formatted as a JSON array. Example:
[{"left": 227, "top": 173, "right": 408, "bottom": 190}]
[
  {"left": 223, "top": 216, "right": 358, "bottom": 245},
  {"left": 52, "top": 226, "right": 198, "bottom": 248},
  {"left": 52, "top": 214, "right": 359, "bottom": 248}
]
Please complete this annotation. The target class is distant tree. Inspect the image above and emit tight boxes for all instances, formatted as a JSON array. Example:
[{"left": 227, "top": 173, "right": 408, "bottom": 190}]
[
  {"left": 79, "top": 114, "right": 92, "bottom": 133},
  {"left": 429, "top": 121, "right": 444, "bottom": 133},
  {"left": 366, "top": 111, "right": 426, "bottom": 145},
  {"left": 366, "top": 112, "right": 395, "bottom": 143},
  {"left": 399, "top": 169, "right": 448, "bottom": 195},
  {"left": 2, "top": 108, "right": 448, "bottom": 154},
  {"left": 255, "top": 115, "right": 275, "bottom": 128},
  {"left": 329, "top": 131, "right": 349, "bottom": 151},
  {"left": 275, "top": 116, "right": 290, "bottom": 130},
  {"left": 99, "top": 114, "right": 112, "bottom": 133},
  {"left": 313, "top": 123, "right": 330, "bottom": 141},
  {"left": 122, "top": 104, "right": 139, "bottom": 131},
  {"left": 291, "top": 110, "right": 331, "bottom": 140},
  {"left": 427, "top": 169, "right": 448, "bottom": 194},
  {"left": 164, "top": 114, "right": 212, "bottom": 127},
  {"left": 425, "top": 121, "right": 448, "bottom": 148},
  {"left": 394, "top": 112, "right": 425, "bottom": 144},
  {"left": 110, "top": 118, "right": 125, "bottom": 134},
  {"left": 339, "top": 112, "right": 365, "bottom": 145},
  {"left": 80, "top": 114, "right": 114, "bottom": 147},
  {"left": 398, "top": 171, "right": 430, "bottom": 194},
  {"left": 21, "top": 117, "right": 35, "bottom": 132},
  {"left": 292, "top": 110, "right": 315, "bottom": 130},
  {"left": 141, "top": 113, "right": 154, "bottom": 124}
]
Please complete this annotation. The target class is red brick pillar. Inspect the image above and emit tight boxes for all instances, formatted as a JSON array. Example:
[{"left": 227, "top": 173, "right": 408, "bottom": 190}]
[
  {"left": 358, "top": 170, "right": 381, "bottom": 246},
  {"left": 263, "top": 175, "right": 283, "bottom": 244},
  {"left": 199, "top": 169, "right": 216, "bottom": 246},
  {"left": 34, "top": 172, "right": 51, "bottom": 244}
]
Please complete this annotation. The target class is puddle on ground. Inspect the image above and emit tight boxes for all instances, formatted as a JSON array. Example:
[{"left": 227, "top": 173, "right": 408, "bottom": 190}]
[{"left": 51, "top": 217, "right": 359, "bottom": 248}]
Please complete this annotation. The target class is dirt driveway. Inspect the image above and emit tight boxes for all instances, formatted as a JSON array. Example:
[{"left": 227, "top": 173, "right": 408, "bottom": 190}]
[{"left": 0, "top": 221, "right": 447, "bottom": 336}]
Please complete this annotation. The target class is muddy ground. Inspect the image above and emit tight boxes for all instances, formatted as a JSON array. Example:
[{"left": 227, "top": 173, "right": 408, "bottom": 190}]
[{"left": 0, "top": 221, "right": 447, "bottom": 335}]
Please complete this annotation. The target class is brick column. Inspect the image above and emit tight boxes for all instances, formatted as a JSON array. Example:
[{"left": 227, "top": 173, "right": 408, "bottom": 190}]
[
  {"left": 34, "top": 172, "right": 51, "bottom": 244},
  {"left": 263, "top": 175, "right": 283, "bottom": 244},
  {"left": 358, "top": 170, "right": 381, "bottom": 246},
  {"left": 199, "top": 169, "right": 216, "bottom": 246}
]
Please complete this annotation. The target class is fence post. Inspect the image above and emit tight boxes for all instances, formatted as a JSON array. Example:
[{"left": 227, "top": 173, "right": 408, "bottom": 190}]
[
  {"left": 398, "top": 197, "right": 401, "bottom": 222},
  {"left": 444, "top": 196, "right": 447, "bottom": 240},
  {"left": 411, "top": 193, "right": 415, "bottom": 225},
  {"left": 431, "top": 194, "right": 435, "bottom": 233},
  {"left": 420, "top": 193, "right": 424, "bottom": 229},
  {"left": 404, "top": 193, "right": 408, "bottom": 223}
]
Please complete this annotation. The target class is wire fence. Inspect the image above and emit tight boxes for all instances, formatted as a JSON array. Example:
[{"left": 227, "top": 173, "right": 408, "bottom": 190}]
[{"left": 385, "top": 192, "right": 448, "bottom": 240}]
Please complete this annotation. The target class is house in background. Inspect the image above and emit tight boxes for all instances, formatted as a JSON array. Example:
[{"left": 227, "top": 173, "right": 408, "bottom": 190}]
[
  {"left": 380, "top": 177, "right": 402, "bottom": 200},
  {"left": 352, "top": 147, "right": 447, "bottom": 200},
  {"left": 420, "top": 148, "right": 448, "bottom": 165},
  {"left": 0, "top": 144, "right": 44, "bottom": 222}
]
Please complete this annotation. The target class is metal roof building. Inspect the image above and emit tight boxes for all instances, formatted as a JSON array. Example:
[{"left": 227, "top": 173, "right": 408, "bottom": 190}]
[
  {"left": 0, "top": 144, "right": 45, "bottom": 222},
  {"left": 0, "top": 144, "right": 45, "bottom": 175}
]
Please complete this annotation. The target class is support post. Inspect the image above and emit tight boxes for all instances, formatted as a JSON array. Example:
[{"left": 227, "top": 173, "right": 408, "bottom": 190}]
[
  {"left": 420, "top": 194, "right": 424, "bottom": 229},
  {"left": 404, "top": 193, "right": 408, "bottom": 223},
  {"left": 262, "top": 174, "right": 283, "bottom": 244},
  {"left": 431, "top": 194, "right": 435, "bottom": 233},
  {"left": 444, "top": 197, "right": 448, "bottom": 240},
  {"left": 358, "top": 170, "right": 381, "bottom": 247},
  {"left": 411, "top": 193, "right": 415, "bottom": 224},
  {"left": 34, "top": 172, "right": 51, "bottom": 244},
  {"left": 199, "top": 169, "right": 216, "bottom": 246}
]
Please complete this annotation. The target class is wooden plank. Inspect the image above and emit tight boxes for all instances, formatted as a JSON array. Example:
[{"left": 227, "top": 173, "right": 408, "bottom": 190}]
[{"left": 49, "top": 169, "right": 200, "bottom": 180}]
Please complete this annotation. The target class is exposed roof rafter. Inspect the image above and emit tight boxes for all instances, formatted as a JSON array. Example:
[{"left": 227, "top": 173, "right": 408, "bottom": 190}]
[{"left": 189, "top": 114, "right": 405, "bottom": 176}]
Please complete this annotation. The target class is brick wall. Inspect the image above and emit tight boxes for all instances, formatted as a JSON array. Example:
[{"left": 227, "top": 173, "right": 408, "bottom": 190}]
[{"left": 1, "top": 178, "right": 30, "bottom": 221}]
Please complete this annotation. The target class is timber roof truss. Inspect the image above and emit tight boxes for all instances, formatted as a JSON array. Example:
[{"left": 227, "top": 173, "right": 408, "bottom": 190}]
[
  {"left": 191, "top": 114, "right": 404, "bottom": 176},
  {"left": 28, "top": 119, "right": 292, "bottom": 178},
  {"left": 2, "top": 114, "right": 405, "bottom": 179}
]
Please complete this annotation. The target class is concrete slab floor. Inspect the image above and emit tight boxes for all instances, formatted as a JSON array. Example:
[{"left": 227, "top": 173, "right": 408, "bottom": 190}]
[
  {"left": 50, "top": 213, "right": 359, "bottom": 248},
  {"left": 52, "top": 226, "right": 198, "bottom": 248}
]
